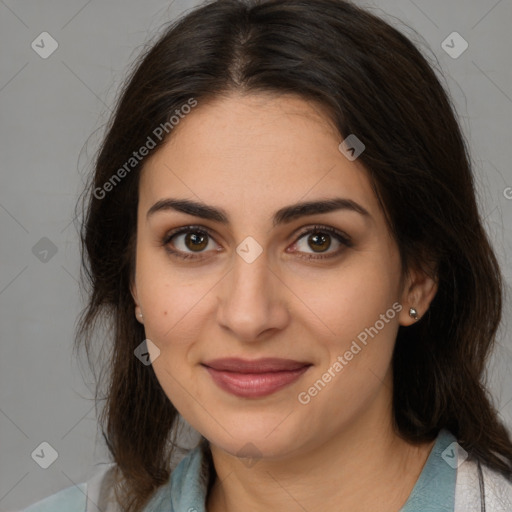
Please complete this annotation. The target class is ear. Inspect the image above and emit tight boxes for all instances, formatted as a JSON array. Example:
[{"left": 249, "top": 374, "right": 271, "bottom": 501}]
[
  {"left": 131, "top": 280, "right": 139, "bottom": 305},
  {"left": 130, "top": 278, "right": 144, "bottom": 324},
  {"left": 398, "top": 264, "right": 438, "bottom": 326}
]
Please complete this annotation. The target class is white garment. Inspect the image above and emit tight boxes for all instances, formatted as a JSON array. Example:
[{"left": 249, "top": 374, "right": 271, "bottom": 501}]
[{"left": 454, "top": 457, "right": 512, "bottom": 511}]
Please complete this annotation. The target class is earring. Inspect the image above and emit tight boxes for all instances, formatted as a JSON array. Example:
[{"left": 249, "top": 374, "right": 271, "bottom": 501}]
[
  {"left": 409, "top": 307, "right": 419, "bottom": 321},
  {"left": 137, "top": 311, "right": 143, "bottom": 321}
]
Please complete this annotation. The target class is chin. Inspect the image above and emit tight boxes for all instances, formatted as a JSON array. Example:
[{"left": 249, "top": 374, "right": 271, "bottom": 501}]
[{"left": 200, "top": 410, "right": 310, "bottom": 460}]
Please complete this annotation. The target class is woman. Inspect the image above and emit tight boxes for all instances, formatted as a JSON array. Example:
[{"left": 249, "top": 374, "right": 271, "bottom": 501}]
[{"left": 22, "top": 0, "right": 512, "bottom": 511}]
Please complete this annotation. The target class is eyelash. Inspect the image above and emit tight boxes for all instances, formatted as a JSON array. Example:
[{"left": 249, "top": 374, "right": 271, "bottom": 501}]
[{"left": 161, "top": 224, "right": 353, "bottom": 261}]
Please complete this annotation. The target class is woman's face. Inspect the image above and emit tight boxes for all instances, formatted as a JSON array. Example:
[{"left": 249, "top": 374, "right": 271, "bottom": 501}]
[{"left": 132, "top": 92, "right": 429, "bottom": 459}]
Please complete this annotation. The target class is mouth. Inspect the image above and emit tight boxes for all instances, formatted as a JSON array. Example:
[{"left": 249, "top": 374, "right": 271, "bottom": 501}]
[{"left": 201, "top": 358, "right": 312, "bottom": 398}]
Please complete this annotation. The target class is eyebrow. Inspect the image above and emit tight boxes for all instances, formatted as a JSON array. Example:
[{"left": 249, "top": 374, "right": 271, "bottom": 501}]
[{"left": 146, "top": 197, "right": 371, "bottom": 227}]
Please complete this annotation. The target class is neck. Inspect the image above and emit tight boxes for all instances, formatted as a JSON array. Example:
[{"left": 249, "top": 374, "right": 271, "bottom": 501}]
[{"left": 206, "top": 373, "right": 436, "bottom": 512}]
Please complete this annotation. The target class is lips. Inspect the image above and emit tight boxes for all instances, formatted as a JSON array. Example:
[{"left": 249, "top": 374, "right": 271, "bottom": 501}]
[
  {"left": 203, "top": 357, "right": 310, "bottom": 373},
  {"left": 202, "top": 358, "right": 312, "bottom": 398}
]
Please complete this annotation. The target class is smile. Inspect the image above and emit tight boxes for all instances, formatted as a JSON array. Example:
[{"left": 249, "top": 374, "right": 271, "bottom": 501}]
[{"left": 201, "top": 358, "right": 312, "bottom": 398}]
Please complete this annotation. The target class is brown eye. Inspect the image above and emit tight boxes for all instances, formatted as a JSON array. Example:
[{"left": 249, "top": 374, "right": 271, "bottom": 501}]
[
  {"left": 290, "top": 225, "right": 352, "bottom": 261},
  {"left": 307, "top": 232, "right": 331, "bottom": 252},
  {"left": 162, "top": 226, "right": 217, "bottom": 260},
  {"left": 183, "top": 232, "right": 209, "bottom": 251}
]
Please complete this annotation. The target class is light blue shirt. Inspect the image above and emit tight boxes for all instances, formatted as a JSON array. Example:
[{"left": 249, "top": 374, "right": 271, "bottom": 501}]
[{"left": 22, "top": 429, "right": 457, "bottom": 511}]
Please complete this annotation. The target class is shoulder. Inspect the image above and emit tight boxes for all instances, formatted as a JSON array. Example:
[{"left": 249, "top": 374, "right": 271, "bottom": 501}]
[
  {"left": 20, "top": 482, "right": 87, "bottom": 512},
  {"left": 455, "top": 457, "right": 512, "bottom": 511},
  {"left": 19, "top": 446, "right": 206, "bottom": 512},
  {"left": 20, "top": 463, "right": 117, "bottom": 512}
]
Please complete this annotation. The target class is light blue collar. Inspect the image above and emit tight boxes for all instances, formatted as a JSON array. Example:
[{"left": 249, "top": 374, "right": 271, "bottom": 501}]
[
  {"left": 399, "top": 428, "right": 457, "bottom": 511},
  {"left": 144, "top": 429, "right": 457, "bottom": 512}
]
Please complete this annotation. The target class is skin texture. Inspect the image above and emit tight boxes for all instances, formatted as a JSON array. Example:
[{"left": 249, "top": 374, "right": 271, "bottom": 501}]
[{"left": 131, "top": 92, "right": 438, "bottom": 512}]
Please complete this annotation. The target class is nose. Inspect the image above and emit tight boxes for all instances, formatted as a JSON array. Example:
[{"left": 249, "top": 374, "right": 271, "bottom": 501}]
[{"left": 215, "top": 248, "right": 290, "bottom": 342}]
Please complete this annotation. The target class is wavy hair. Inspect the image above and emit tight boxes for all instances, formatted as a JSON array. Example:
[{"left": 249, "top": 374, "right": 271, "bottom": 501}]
[{"left": 75, "top": 0, "right": 512, "bottom": 510}]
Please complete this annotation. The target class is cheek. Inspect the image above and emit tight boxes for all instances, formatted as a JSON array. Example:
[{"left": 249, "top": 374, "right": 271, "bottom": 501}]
[
  {"left": 292, "top": 253, "right": 400, "bottom": 345},
  {"left": 137, "top": 275, "right": 208, "bottom": 418},
  {"left": 139, "top": 280, "right": 208, "bottom": 349},
  {"left": 297, "top": 305, "right": 399, "bottom": 429},
  {"left": 134, "top": 242, "right": 210, "bottom": 344},
  {"left": 291, "top": 248, "right": 401, "bottom": 409}
]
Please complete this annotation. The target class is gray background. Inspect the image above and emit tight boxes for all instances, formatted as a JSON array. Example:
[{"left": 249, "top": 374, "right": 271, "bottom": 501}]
[{"left": 1, "top": 0, "right": 511, "bottom": 510}]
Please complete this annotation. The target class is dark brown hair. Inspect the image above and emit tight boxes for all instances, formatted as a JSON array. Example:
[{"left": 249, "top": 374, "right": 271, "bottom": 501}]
[{"left": 76, "top": 0, "right": 512, "bottom": 510}]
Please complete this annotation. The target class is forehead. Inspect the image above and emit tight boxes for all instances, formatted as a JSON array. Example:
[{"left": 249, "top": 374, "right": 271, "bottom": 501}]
[{"left": 139, "top": 93, "right": 381, "bottom": 225}]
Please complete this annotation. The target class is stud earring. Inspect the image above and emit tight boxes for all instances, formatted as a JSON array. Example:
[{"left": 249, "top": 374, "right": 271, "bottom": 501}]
[{"left": 409, "top": 307, "right": 419, "bottom": 321}]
